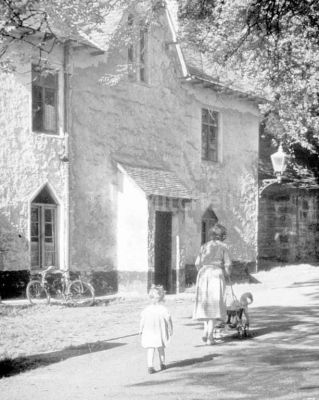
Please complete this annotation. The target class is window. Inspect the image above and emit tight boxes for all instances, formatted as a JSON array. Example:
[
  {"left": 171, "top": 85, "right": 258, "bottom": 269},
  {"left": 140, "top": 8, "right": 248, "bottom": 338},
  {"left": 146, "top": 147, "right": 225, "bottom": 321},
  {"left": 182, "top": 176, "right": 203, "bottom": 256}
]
[
  {"left": 32, "top": 65, "right": 58, "bottom": 134},
  {"left": 202, "top": 108, "right": 219, "bottom": 162},
  {"left": 127, "top": 14, "right": 148, "bottom": 83},
  {"left": 31, "top": 186, "right": 58, "bottom": 269},
  {"left": 138, "top": 27, "right": 148, "bottom": 82}
]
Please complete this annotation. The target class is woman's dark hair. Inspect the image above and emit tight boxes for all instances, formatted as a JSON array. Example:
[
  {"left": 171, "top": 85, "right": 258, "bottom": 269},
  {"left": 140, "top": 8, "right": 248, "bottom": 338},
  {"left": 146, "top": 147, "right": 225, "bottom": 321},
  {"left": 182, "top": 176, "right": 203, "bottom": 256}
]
[{"left": 208, "top": 224, "right": 227, "bottom": 241}]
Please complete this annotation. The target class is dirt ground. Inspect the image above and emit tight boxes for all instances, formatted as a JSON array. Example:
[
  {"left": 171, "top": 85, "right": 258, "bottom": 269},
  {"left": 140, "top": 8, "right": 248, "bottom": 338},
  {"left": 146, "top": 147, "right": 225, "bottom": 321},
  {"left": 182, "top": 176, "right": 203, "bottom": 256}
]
[{"left": 1, "top": 264, "right": 319, "bottom": 400}]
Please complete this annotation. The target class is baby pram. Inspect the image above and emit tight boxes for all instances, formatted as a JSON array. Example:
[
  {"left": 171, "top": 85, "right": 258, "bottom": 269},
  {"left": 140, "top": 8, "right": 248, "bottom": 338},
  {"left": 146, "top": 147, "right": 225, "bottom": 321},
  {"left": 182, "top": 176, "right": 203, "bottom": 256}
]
[{"left": 225, "top": 280, "right": 252, "bottom": 339}]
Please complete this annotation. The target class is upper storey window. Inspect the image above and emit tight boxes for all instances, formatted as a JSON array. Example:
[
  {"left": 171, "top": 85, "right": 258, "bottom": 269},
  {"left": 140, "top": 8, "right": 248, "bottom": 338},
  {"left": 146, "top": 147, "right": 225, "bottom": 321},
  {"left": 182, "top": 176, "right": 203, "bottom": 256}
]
[
  {"left": 127, "top": 14, "right": 148, "bottom": 84},
  {"left": 32, "top": 65, "right": 58, "bottom": 134},
  {"left": 201, "top": 108, "right": 219, "bottom": 162}
]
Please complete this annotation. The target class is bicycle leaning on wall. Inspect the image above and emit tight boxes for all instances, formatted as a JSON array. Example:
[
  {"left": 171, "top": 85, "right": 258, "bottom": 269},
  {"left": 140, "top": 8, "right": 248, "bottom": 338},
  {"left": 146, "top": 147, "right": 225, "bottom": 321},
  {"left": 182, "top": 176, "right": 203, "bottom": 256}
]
[{"left": 26, "top": 266, "right": 95, "bottom": 306}]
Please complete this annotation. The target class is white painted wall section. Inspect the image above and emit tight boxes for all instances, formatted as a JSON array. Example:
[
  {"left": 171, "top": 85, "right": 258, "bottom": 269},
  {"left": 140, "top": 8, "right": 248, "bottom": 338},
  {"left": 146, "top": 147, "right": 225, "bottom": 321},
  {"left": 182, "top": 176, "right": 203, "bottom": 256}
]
[{"left": 116, "top": 166, "right": 148, "bottom": 272}]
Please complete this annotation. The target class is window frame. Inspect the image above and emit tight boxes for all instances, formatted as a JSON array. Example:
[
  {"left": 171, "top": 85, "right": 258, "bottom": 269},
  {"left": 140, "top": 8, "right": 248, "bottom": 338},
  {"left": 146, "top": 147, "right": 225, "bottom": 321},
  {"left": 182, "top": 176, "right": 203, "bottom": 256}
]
[
  {"left": 32, "top": 64, "right": 59, "bottom": 135},
  {"left": 127, "top": 15, "right": 149, "bottom": 84},
  {"left": 31, "top": 203, "right": 58, "bottom": 269},
  {"left": 201, "top": 108, "right": 219, "bottom": 162}
]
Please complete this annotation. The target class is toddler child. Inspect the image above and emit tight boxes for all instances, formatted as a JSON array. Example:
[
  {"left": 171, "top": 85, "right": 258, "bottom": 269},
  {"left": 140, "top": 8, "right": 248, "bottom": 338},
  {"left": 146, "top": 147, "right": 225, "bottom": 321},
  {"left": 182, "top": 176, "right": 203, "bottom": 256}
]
[{"left": 139, "top": 285, "right": 173, "bottom": 374}]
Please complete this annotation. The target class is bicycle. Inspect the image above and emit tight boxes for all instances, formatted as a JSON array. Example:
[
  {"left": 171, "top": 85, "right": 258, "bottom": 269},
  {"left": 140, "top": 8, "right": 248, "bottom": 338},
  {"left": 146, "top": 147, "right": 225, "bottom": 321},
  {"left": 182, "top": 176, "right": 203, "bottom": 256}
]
[{"left": 26, "top": 266, "right": 95, "bottom": 306}]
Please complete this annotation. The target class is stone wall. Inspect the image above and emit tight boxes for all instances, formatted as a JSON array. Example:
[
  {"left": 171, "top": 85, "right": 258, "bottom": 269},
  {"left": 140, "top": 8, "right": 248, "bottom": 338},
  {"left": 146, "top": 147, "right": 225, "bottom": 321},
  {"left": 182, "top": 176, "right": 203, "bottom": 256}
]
[
  {"left": 0, "top": 43, "right": 68, "bottom": 273},
  {"left": 69, "top": 10, "right": 260, "bottom": 280},
  {"left": 258, "top": 185, "right": 319, "bottom": 267}
]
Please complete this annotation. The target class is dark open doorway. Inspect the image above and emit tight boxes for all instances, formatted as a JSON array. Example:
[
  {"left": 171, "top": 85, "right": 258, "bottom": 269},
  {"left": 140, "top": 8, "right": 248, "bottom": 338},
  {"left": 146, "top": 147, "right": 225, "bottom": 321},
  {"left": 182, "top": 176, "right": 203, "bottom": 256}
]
[{"left": 154, "top": 211, "right": 172, "bottom": 293}]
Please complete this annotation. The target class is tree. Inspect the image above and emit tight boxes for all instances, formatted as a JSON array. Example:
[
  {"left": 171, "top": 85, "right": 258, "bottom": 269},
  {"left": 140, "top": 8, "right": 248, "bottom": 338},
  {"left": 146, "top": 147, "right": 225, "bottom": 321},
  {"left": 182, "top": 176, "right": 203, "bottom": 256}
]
[
  {"left": 0, "top": 0, "right": 138, "bottom": 71},
  {"left": 179, "top": 0, "right": 319, "bottom": 180}
]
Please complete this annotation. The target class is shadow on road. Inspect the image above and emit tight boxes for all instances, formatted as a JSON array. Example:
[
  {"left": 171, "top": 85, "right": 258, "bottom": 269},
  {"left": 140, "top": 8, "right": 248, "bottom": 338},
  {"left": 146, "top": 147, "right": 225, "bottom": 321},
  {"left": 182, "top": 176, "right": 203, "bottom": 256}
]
[
  {"left": 167, "top": 353, "right": 220, "bottom": 369},
  {"left": 0, "top": 340, "right": 125, "bottom": 378},
  {"left": 143, "top": 303, "right": 319, "bottom": 397}
]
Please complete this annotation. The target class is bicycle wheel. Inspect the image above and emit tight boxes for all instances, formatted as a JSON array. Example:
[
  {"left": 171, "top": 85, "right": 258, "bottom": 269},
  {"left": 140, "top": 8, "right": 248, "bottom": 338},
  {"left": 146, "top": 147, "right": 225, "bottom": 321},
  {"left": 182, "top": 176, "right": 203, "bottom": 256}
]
[
  {"left": 26, "top": 281, "right": 50, "bottom": 305},
  {"left": 67, "top": 280, "right": 95, "bottom": 306}
]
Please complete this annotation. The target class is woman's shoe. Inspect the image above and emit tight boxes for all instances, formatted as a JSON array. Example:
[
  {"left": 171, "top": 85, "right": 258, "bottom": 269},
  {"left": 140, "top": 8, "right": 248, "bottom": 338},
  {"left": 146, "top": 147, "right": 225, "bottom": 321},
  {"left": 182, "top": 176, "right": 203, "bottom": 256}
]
[
  {"left": 160, "top": 363, "right": 166, "bottom": 370},
  {"left": 148, "top": 367, "right": 155, "bottom": 374},
  {"left": 202, "top": 335, "right": 208, "bottom": 343}
]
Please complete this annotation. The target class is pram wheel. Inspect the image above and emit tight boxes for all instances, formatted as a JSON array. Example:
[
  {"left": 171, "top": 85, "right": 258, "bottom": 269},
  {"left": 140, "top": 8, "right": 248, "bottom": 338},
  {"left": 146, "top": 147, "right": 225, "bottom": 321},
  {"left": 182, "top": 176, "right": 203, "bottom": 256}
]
[
  {"left": 237, "top": 326, "right": 244, "bottom": 339},
  {"left": 243, "top": 325, "right": 251, "bottom": 338}
]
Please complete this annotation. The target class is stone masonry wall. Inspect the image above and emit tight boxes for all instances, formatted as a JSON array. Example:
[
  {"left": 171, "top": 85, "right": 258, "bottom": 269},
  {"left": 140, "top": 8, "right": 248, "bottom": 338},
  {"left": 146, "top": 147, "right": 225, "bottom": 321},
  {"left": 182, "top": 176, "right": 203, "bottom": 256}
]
[
  {"left": 69, "top": 10, "right": 259, "bottom": 277},
  {"left": 0, "top": 43, "right": 67, "bottom": 272},
  {"left": 258, "top": 186, "right": 319, "bottom": 266}
]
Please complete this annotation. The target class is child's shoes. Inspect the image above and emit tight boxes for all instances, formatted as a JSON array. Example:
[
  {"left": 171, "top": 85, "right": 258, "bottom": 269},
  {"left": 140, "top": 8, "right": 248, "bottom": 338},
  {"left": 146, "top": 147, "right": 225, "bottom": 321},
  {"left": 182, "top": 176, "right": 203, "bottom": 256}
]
[{"left": 207, "top": 335, "right": 215, "bottom": 345}]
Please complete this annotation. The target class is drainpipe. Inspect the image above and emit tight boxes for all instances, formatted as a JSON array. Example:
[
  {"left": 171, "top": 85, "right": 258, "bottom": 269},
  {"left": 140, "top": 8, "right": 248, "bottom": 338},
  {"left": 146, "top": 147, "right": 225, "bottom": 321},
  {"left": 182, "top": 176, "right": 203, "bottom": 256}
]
[{"left": 63, "top": 41, "right": 71, "bottom": 272}]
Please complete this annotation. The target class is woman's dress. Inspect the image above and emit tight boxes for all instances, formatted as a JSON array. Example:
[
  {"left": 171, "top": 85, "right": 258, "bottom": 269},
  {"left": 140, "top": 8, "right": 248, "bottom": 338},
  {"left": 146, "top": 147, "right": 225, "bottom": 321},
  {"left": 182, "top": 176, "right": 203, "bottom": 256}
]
[{"left": 193, "top": 240, "right": 231, "bottom": 321}]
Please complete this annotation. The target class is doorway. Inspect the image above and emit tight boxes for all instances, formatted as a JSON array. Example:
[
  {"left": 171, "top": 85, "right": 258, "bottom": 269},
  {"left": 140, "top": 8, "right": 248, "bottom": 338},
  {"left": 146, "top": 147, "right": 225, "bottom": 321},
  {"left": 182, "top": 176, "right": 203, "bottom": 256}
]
[
  {"left": 154, "top": 211, "right": 172, "bottom": 293},
  {"left": 30, "top": 185, "right": 58, "bottom": 269}
]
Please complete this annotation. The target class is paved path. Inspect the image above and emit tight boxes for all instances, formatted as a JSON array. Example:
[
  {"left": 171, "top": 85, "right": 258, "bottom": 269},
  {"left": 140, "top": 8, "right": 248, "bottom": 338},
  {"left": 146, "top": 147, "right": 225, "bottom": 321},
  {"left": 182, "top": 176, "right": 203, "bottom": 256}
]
[{"left": 2, "top": 266, "right": 319, "bottom": 400}]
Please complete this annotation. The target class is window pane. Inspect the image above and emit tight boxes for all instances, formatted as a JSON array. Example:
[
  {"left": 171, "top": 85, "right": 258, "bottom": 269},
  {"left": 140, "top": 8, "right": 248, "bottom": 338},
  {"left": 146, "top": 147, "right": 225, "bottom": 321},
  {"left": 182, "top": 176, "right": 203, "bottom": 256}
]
[
  {"left": 201, "top": 124, "right": 208, "bottom": 159},
  {"left": 140, "top": 30, "right": 145, "bottom": 62},
  {"left": 31, "top": 207, "right": 39, "bottom": 222},
  {"left": 139, "top": 30, "right": 146, "bottom": 82},
  {"left": 31, "top": 207, "right": 40, "bottom": 241},
  {"left": 128, "top": 45, "right": 134, "bottom": 63},
  {"left": 45, "top": 209, "right": 53, "bottom": 222},
  {"left": 43, "top": 72, "right": 57, "bottom": 88},
  {"left": 202, "top": 109, "right": 209, "bottom": 123},
  {"left": 32, "top": 85, "right": 43, "bottom": 131},
  {"left": 208, "top": 111, "right": 218, "bottom": 126},
  {"left": 32, "top": 65, "right": 41, "bottom": 84},
  {"left": 202, "top": 109, "right": 218, "bottom": 161},
  {"left": 209, "top": 125, "right": 216, "bottom": 140},
  {"left": 139, "top": 66, "right": 145, "bottom": 82},
  {"left": 44, "top": 88, "right": 57, "bottom": 132},
  {"left": 31, "top": 223, "right": 39, "bottom": 238},
  {"left": 45, "top": 223, "right": 53, "bottom": 237},
  {"left": 208, "top": 149, "right": 217, "bottom": 161}
]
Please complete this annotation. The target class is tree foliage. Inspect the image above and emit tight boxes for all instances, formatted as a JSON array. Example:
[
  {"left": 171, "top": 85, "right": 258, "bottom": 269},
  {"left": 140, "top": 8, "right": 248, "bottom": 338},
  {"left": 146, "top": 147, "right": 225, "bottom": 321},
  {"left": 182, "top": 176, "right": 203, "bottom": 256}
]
[
  {"left": 179, "top": 0, "right": 319, "bottom": 180},
  {"left": 0, "top": 0, "right": 127, "bottom": 70}
]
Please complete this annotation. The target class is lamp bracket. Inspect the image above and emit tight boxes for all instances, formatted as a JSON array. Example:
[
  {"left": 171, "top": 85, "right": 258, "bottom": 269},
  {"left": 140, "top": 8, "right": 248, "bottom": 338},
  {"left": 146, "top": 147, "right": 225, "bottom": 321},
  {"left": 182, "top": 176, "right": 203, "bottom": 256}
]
[{"left": 259, "top": 178, "right": 279, "bottom": 197}]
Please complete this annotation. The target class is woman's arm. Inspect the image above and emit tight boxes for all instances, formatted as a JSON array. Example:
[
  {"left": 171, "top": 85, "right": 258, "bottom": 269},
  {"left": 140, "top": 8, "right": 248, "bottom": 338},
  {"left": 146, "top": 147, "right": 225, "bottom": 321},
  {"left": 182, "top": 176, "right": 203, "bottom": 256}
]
[
  {"left": 168, "top": 315, "right": 173, "bottom": 336},
  {"left": 223, "top": 248, "right": 232, "bottom": 277},
  {"left": 195, "top": 245, "right": 204, "bottom": 271}
]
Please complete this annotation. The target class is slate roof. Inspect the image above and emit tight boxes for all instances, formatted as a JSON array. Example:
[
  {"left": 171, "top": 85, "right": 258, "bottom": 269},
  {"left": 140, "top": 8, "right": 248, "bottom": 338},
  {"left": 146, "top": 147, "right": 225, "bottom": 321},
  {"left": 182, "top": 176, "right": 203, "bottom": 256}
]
[{"left": 119, "top": 163, "right": 195, "bottom": 199}]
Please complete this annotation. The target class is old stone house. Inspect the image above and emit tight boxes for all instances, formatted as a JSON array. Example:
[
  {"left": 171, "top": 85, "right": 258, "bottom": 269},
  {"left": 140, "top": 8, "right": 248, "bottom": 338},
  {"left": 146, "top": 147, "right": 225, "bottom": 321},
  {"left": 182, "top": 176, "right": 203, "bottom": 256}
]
[{"left": 0, "top": 2, "right": 261, "bottom": 297}]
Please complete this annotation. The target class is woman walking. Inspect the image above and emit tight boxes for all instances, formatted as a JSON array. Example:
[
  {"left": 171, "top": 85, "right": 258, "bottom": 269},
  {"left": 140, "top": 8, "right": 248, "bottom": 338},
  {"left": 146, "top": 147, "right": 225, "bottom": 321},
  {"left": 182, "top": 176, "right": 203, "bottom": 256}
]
[{"left": 193, "top": 224, "right": 232, "bottom": 345}]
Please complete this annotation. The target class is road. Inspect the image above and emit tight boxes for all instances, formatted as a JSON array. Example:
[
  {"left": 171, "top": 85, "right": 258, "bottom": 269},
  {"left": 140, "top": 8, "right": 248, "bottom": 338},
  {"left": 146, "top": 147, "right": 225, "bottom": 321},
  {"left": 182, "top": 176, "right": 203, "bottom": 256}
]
[{"left": 1, "top": 265, "right": 319, "bottom": 400}]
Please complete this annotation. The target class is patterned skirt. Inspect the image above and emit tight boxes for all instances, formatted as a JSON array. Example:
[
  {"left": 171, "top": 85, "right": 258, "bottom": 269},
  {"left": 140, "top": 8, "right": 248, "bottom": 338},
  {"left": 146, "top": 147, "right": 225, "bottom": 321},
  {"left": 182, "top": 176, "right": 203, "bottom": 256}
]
[{"left": 193, "top": 265, "right": 226, "bottom": 320}]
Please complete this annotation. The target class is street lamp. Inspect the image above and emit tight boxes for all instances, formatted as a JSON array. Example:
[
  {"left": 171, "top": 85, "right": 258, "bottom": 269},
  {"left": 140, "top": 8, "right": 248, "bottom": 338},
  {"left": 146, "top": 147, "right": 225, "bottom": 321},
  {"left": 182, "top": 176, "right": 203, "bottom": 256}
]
[
  {"left": 270, "top": 144, "right": 288, "bottom": 184},
  {"left": 259, "top": 144, "right": 288, "bottom": 196}
]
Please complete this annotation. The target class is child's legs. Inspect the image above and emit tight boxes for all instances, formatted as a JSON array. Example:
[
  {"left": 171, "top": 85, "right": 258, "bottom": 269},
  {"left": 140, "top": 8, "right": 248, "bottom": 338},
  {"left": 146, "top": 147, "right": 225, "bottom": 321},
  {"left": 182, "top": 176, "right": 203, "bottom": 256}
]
[
  {"left": 157, "top": 346, "right": 165, "bottom": 365},
  {"left": 203, "top": 320, "right": 208, "bottom": 336},
  {"left": 147, "top": 348, "right": 155, "bottom": 368},
  {"left": 207, "top": 319, "right": 214, "bottom": 337}
]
